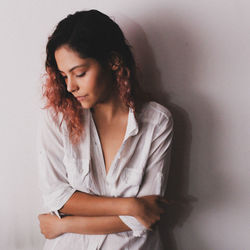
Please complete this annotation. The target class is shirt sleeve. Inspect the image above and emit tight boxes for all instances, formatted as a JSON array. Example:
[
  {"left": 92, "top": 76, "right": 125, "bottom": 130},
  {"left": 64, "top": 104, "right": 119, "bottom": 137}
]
[
  {"left": 36, "top": 108, "right": 77, "bottom": 218},
  {"left": 119, "top": 111, "right": 174, "bottom": 237}
]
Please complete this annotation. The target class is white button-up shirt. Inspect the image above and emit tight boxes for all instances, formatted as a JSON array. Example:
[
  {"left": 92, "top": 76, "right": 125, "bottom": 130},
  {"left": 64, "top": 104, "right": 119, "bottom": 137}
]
[{"left": 37, "top": 101, "right": 174, "bottom": 250}]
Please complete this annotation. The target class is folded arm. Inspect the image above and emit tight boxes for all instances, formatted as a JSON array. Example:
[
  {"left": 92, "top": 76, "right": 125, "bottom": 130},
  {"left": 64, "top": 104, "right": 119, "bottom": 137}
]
[
  {"left": 58, "top": 190, "right": 135, "bottom": 217},
  {"left": 62, "top": 215, "right": 131, "bottom": 235},
  {"left": 38, "top": 213, "right": 131, "bottom": 239},
  {"left": 57, "top": 190, "right": 137, "bottom": 235},
  {"left": 37, "top": 108, "right": 173, "bottom": 238}
]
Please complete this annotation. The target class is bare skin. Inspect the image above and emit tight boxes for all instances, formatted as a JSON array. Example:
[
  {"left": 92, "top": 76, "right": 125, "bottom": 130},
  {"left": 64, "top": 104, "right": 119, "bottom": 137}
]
[
  {"left": 91, "top": 100, "right": 129, "bottom": 175},
  {"left": 38, "top": 45, "right": 170, "bottom": 239},
  {"left": 38, "top": 194, "right": 169, "bottom": 239}
]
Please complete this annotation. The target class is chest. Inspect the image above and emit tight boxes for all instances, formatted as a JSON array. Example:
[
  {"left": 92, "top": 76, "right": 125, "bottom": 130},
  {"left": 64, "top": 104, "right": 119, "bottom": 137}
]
[
  {"left": 63, "top": 110, "right": 153, "bottom": 197},
  {"left": 92, "top": 116, "right": 128, "bottom": 175}
]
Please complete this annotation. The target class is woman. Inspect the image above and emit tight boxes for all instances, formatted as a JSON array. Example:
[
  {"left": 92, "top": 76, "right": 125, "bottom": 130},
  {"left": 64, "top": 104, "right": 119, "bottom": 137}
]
[{"left": 37, "top": 9, "right": 174, "bottom": 250}]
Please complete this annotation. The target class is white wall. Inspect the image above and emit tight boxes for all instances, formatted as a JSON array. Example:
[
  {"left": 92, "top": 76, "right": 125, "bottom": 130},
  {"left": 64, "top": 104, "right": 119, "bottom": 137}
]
[{"left": 0, "top": 0, "right": 249, "bottom": 249}]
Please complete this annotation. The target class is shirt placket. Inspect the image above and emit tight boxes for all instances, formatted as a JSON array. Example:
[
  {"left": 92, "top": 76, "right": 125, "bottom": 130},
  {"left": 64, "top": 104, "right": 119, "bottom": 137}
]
[{"left": 89, "top": 108, "right": 139, "bottom": 197}]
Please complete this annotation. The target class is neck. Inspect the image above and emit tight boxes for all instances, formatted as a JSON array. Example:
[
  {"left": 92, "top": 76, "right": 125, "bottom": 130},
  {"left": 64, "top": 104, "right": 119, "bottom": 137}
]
[{"left": 91, "top": 94, "right": 128, "bottom": 123}]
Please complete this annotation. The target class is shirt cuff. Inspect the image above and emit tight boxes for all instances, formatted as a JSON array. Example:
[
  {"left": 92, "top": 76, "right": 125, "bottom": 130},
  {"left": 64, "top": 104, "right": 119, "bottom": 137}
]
[
  {"left": 50, "top": 210, "right": 61, "bottom": 218},
  {"left": 119, "top": 215, "right": 148, "bottom": 237},
  {"left": 50, "top": 210, "right": 67, "bottom": 219},
  {"left": 44, "top": 187, "right": 77, "bottom": 219}
]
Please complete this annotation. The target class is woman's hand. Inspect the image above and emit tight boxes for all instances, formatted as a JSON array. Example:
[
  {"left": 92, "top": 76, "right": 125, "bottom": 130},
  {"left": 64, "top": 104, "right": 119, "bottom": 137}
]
[
  {"left": 38, "top": 213, "right": 65, "bottom": 239},
  {"left": 133, "top": 195, "right": 170, "bottom": 230}
]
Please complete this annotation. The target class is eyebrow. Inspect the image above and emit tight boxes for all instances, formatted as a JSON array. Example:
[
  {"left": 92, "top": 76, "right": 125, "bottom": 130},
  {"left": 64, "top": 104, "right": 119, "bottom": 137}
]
[{"left": 58, "top": 63, "right": 88, "bottom": 73}]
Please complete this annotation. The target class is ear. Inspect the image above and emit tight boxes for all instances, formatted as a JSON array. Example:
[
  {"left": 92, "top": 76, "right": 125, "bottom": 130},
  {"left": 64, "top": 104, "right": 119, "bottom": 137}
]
[{"left": 108, "top": 51, "right": 122, "bottom": 71}]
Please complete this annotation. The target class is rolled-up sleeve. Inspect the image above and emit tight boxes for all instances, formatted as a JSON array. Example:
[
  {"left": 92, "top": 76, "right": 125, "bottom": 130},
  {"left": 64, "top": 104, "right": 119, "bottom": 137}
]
[
  {"left": 36, "top": 108, "right": 77, "bottom": 218},
  {"left": 119, "top": 111, "right": 174, "bottom": 237}
]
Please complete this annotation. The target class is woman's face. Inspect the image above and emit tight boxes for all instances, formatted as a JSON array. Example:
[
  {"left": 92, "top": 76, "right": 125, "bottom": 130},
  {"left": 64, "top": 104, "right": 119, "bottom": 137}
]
[{"left": 54, "top": 45, "right": 114, "bottom": 109}]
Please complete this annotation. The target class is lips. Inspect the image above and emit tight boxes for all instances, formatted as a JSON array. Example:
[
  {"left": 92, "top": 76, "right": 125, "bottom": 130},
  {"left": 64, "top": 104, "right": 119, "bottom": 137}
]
[{"left": 76, "top": 95, "right": 88, "bottom": 101}]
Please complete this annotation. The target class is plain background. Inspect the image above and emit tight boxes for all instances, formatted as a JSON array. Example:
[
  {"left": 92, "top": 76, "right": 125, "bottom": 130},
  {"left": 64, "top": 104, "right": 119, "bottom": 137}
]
[{"left": 0, "top": 0, "right": 249, "bottom": 249}]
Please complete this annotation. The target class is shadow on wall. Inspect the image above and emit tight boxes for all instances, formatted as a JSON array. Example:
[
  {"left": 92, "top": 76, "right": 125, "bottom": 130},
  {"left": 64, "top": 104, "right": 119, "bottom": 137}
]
[{"left": 118, "top": 11, "right": 200, "bottom": 249}]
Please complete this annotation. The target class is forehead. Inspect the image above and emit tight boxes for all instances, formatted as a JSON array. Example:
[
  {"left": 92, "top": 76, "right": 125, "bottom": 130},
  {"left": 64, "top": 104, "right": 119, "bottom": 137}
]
[{"left": 54, "top": 45, "right": 89, "bottom": 72}]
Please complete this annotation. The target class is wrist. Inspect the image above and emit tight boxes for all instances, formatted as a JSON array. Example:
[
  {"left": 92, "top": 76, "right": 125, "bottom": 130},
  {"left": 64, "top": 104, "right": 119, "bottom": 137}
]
[
  {"left": 126, "top": 197, "right": 139, "bottom": 216},
  {"left": 60, "top": 216, "right": 70, "bottom": 234}
]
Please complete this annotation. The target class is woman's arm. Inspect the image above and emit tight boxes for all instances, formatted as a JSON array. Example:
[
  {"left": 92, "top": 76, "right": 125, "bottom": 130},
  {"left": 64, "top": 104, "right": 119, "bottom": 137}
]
[
  {"left": 58, "top": 191, "right": 136, "bottom": 217},
  {"left": 59, "top": 191, "right": 168, "bottom": 226},
  {"left": 59, "top": 190, "right": 168, "bottom": 221},
  {"left": 38, "top": 213, "right": 131, "bottom": 239},
  {"left": 38, "top": 195, "right": 168, "bottom": 239},
  {"left": 63, "top": 215, "right": 131, "bottom": 235}
]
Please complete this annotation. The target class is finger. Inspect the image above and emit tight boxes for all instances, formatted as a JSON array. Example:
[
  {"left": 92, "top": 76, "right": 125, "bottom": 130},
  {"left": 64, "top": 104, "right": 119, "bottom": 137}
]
[
  {"left": 157, "top": 199, "right": 170, "bottom": 208},
  {"left": 157, "top": 201, "right": 170, "bottom": 213},
  {"left": 159, "top": 199, "right": 170, "bottom": 205},
  {"left": 159, "top": 198, "right": 179, "bottom": 206}
]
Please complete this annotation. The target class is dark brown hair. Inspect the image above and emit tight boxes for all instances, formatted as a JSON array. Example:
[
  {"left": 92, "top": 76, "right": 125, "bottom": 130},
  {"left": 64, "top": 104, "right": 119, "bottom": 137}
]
[{"left": 42, "top": 9, "right": 151, "bottom": 145}]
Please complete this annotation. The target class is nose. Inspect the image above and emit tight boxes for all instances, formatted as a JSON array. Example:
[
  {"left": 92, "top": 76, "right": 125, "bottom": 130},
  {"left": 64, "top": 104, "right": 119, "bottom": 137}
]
[{"left": 66, "top": 77, "right": 79, "bottom": 93}]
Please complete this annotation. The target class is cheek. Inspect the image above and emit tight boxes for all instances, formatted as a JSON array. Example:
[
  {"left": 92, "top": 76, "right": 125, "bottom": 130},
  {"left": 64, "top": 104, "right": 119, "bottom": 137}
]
[
  {"left": 88, "top": 80, "right": 102, "bottom": 96},
  {"left": 80, "top": 67, "right": 111, "bottom": 98},
  {"left": 88, "top": 75, "right": 106, "bottom": 95},
  {"left": 79, "top": 74, "right": 98, "bottom": 93}
]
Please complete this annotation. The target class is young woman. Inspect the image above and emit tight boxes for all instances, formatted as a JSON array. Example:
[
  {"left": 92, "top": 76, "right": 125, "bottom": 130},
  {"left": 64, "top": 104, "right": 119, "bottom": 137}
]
[{"left": 37, "top": 9, "right": 174, "bottom": 250}]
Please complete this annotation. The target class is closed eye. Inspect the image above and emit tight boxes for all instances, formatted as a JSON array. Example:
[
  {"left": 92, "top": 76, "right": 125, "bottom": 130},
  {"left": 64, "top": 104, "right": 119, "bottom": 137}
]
[
  {"left": 76, "top": 72, "right": 86, "bottom": 77},
  {"left": 60, "top": 72, "right": 85, "bottom": 80}
]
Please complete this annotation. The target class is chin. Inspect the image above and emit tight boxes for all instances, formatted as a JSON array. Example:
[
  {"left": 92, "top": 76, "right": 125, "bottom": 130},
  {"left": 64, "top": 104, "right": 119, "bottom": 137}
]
[
  {"left": 79, "top": 100, "right": 95, "bottom": 110},
  {"left": 81, "top": 104, "right": 91, "bottom": 110}
]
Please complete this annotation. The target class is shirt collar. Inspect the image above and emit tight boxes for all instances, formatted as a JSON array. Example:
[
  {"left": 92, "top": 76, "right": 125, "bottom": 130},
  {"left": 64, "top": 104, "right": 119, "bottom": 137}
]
[
  {"left": 87, "top": 106, "right": 139, "bottom": 141},
  {"left": 123, "top": 107, "right": 139, "bottom": 141}
]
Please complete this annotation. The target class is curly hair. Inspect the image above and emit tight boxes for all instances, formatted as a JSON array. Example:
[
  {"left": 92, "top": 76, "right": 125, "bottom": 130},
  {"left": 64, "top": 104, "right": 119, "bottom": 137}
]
[{"left": 42, "top": 9, "right": 152, "bottom": 145}]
